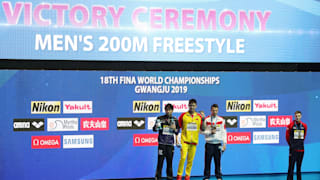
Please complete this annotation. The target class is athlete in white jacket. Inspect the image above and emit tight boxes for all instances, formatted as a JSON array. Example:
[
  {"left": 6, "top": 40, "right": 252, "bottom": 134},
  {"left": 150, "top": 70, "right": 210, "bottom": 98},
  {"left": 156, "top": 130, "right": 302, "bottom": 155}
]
[{"left": 201, "top": 104, "right": 226, "bottom": 180}]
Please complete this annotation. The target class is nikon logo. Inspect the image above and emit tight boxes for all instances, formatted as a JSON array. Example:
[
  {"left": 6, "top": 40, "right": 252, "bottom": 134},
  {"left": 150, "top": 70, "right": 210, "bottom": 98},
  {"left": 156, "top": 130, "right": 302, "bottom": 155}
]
[
  {"left": 31, "top": 101, "right": 61, "bottom": 114},
  {"left": 226, "top": 100, "right": 251, "bottom": 112},
  {"left": 133, "top": 101, "right": 160, "bottom": 113}
]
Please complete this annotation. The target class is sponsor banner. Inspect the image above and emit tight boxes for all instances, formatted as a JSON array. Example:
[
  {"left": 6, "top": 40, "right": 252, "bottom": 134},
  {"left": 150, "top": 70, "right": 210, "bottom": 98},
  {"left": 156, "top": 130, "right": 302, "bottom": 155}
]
[
  {"left": 226, "top": 100, "right": 251, "bottom": 112},
  {"left": 162, "top": 100, "right": 188, "bottom": 113},
  {"left": 63, "top": 135, "right": 94, "bottom": 149},
  {"left": 31, "top": 101, "right": 61, "bottom": 114},
  {"left": 147, "top": 117, "right": 157, "bottom": 130},
  {"left": 133, "top": 101, "right": 160, "bottom": 113},
  {"left": 13, "top": 119, "right": 44, "bottom": 131},
  {"left": 240, "top": 116, "right": 266, "bottom": 128},
  {"left": 227, "top": 132, "right": 251, "bottom": 144},
  {"left": 47, "top": 118, "right": 78, "bottom": 131},
  {"left": 31, "top": 135, "right": 61, "bottom": 149},
  {"left": 117, "top": 117, "right": 145, "bottom": 130},
  {"left": 133, "top": 134, "right": 158, "bottom": 146},
  {"left": 80, "top": 118, "right": 109, "bottom": 131},
  {"left": 0, "top": 0, "right": 319, "bottom": 64},
  {"left": 268, "top": 115, "right": 292, "bottom": 127},
  {"left": 253, "top": 100, "right": 278, "bottom": 112},
  {"left": 63, "top": 101, "right": 92, "bottom": 114},
  {"left": 253, "top": 131, "right": 280, "bottom": 144},
  {"left": 222, "top": 116, "right": 238, "bottom": 128}
]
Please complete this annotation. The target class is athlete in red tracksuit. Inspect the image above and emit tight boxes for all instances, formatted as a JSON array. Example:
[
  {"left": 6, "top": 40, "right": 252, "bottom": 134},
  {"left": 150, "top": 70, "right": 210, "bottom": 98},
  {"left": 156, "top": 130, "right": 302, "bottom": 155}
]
[{"left": 286, "top": 111, "right": 307, "bottom": 180}]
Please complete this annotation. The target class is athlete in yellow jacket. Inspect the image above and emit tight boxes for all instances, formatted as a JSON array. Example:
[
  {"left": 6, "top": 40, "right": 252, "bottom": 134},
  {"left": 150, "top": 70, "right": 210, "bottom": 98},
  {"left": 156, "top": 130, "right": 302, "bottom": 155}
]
[{"left": 177, "top": 99, "right": 203, "bottom": 180}]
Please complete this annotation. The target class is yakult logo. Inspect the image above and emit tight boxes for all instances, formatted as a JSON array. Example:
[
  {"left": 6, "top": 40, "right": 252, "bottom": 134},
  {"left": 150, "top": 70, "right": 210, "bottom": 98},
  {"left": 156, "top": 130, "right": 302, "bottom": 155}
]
[
  {"left": 162, "top": 100, "right": 188, "bottom": 113},
  {"left": 253, "top": 100, "right": 278, "bottom": 112},
  {"left": 133, "top": 134, "right": 158, "bottom": 146},
  {"left": 63, "top": 101, "right": 92, "bottom": 114},
  {"left": 32, "top": 136, "right": 61, "bottom": 149},
  {"left": 268, "top": 115, "right": 292, "bottom": 127},
  {"left": 227, "top": 132, "right": 251, "bottom": 144}
]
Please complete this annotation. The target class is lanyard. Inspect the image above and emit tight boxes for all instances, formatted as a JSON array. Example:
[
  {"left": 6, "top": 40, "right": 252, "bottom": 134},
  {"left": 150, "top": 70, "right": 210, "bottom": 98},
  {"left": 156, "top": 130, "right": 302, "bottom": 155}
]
[
  {"left": 294, "top": 120, "right": 301, "bottom": 129},
  {"left": 211, "top": 116, "right": 216, "bottom": 127}
]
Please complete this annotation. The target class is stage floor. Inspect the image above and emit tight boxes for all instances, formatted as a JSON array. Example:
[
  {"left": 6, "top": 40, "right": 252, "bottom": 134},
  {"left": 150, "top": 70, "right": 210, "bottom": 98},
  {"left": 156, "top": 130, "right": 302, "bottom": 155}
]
[{"left": 120, "top": 172, "right": 320, "bottom": 180}]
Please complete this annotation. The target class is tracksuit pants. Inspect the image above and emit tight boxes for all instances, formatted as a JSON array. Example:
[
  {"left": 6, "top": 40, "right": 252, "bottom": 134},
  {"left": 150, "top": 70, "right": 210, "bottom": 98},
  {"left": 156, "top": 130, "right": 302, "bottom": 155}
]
[
  {"left": 204, "top": 143, "right": 222, "bottom": 179},
  {"left": 155, "top": 144, "right": 174, "bottom": 179},
  {"left": 287, "top": 148, "right": 304, "bottom": 180},
  {"left": 177, "top": 142, "right": 197, "bottom": 176}
]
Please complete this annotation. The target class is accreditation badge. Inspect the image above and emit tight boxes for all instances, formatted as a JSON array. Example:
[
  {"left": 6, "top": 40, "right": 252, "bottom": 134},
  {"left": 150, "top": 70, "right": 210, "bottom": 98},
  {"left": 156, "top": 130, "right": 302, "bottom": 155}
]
[
  {"left": 294, "top": 130, "right": 304, "bottom": 139},
  {"left": 187, "top": 122, "right": 197, "bottom": 131},
  {"left": 163, "top": 125, "right": 173, "bottom": 135},
  {"left": 299, "top": 130, "right": 304, "bottom": 139},
  {"left": 216, "top": 124, "right": 221, "bottom": 131}
]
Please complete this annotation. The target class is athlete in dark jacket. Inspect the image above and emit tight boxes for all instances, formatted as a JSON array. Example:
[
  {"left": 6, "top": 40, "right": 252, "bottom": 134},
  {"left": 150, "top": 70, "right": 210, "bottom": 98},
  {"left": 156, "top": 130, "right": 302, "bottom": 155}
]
[
  {"left": 153, "top": 103, "right": 180, "bottom": 180},
  {"left": 286, "top": 111, "right": 307, "bottom": 180}
]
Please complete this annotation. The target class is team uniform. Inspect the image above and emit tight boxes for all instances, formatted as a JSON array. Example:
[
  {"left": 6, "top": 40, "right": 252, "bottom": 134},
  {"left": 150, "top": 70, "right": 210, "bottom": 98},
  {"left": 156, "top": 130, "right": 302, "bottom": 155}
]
[
  {"left": 177, "top": 112, "right": 203, "bottom": 179},
  {"left": 286, "top": 120, "right": 307, "bottom": 180},
  {"left": 201, "top": 115, "right": 227, "bottom": 180},
  {"left": 153, "top": 115, "right": 180, "bottom": 180}
]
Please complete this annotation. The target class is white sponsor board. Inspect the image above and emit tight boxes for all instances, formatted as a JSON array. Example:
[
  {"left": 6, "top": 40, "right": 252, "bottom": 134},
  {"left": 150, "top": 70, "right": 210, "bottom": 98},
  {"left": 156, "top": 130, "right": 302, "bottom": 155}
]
[
  {"left": 148, "top": 117, "right": 157, "bottom": 130},
  {"left": 240, "top": 116, "right": 266, "bottom": 128},
  {"left": 63, "top": 101, "right": 92, "bottom": 114},
  {"left": 253, "top": 131, "right": 280, "bottom": 144},
  {"left": 47, "top": 118, "right": 78, "bottom": 131},
  {"left": 162, "top": 100, "right": 188, "bottom": 113},
  {"left": 63, "top": 135, "right": 94, "bottom": 148},
  {"left": 253, "top": 100, "right": 278, "bottom": 112}
]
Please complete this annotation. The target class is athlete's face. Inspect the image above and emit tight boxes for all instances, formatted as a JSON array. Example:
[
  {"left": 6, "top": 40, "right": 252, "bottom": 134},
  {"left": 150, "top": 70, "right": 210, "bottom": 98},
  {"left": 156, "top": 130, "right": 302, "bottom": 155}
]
[
  {"left": 165, "top": 108, "right": 173, "bottom": 117},
  {"left": 188, "top": 102, "right": 197, "bottom": 113},
  {"left": 211, "top": 107, "right": 218, "bottom": 117},
  {"left": 295, "top": 113, "right": 302, "bottom": 121}
]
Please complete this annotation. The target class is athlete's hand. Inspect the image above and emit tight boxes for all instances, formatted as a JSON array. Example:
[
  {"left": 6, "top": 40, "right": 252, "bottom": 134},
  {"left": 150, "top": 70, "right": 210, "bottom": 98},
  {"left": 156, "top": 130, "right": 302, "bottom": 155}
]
[
  {"left": 222, "top": 144, "right": 226, "bottom": 152},
  {"left": 200, "top": 112, "right": 205, "bottom": 120},
  {"left": 170, "top": 123, "right": 176, "bottom": 130},
  {"left": 211, "top": 127, "right": 216, "bottom": 134}
]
